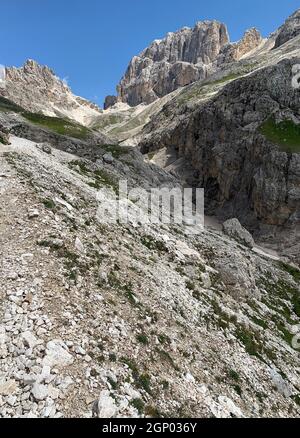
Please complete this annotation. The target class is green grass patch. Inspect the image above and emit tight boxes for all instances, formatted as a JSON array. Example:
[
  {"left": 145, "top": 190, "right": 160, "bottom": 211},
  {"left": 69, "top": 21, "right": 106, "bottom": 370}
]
[
  {"left": 130, "top": 398, "right": 145, "bottom": 415},
  {"left": 278, "top": 262, "right": 300, "bottom": 283},
  {"left": 207, "top": 72, "right": 242, "bottom": 86},
  {"left": 157, "top": 334, "right": 171, "bottom": 345},
  {"left": 292, "top": 394, "right": 300, "bottom": 407},
  {"left": 94, "top": 169, "right": 118, "bottom": 193},
  {"left": 121, "top": 357, "right": 152, "bottom": 394},
  {"left": 251, "top": 315, "right": 268, "bottom": 330},
  {"left": 23, "top": 112, "right": 91, "bottom": 139},
  {"left": 0, "top": 96, "right": 94, "bottom": 140},
  {"left": 108, "top": 271, "right": 139, "bottom": 306},
  {"left": 100, "top": 144, "right": 129, "bottom": 159},
  {"left": 235, "top": 325, "right": 276, "bottom": 362},
  {"left": 136, "top": 334, "right": 149, "bottom": 345},
  {"left": 141, "top": 236, "right": 168, "bottom": 253},
  {"left": 228, "top": 369, "right": 240, "bottom": 382},
  {"left": 69, "top": 160, "right": 118, "bottom": 192},
  {"left": 259, "top": 118, "right": 300, "bottom": 153},
  {"left": 107, "top": 376, "right": 118, "bottom": 390},
  {"left": 42, "top": 198, "right": 56, "bottom": 210},
  {"left": 258, "top": 276, "right": 300, "bottom": 320},
  {"left": 93, "top": 114, "right": 125, "bottom": 130},
  {"left": 156, "top": 349, "right": 180, "bottom": 371}
]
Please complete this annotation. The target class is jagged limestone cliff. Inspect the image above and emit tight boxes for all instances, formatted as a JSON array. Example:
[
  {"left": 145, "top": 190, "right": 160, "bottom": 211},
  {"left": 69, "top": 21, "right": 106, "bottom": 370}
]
[
  {"left": 0, "top": 60, "right": 102, "bottom": 126},
  {"left": 105, "top": 21, "right": 262, "bottom": 107}
]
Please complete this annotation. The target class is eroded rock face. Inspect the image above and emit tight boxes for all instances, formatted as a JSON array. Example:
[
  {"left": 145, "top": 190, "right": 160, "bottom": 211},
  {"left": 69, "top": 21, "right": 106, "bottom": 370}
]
[
  {"left": 0, "top": 60, "right": 102, "bottom": 125},
  {"left": 104, "top": 95, "right": 118, "bottom": 110},
  {"left": 139, "top": 58, "right": 300, "bottom": 249},
  {"left": 218, "top": 28, "right": 263, "bottom": 64},
  {"left": 274, "top": 9, "right": 300, "bottom": 49},
  {"left": 110, "top": 20, "right": 230, "bottom": 107},
  {"left": 106, "top": 21, "right": 263, "bottom": 108}
]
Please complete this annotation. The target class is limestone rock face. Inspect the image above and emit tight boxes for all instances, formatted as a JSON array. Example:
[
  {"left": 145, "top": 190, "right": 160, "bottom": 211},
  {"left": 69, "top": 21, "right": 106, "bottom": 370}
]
[
  {"left": 218, "top": 28, "right": 263, "bottom": 64},
  {"left": 139, "top": 58, "right": 300, "bottom": 255},
  {"left": 105, "top": 22, "right": 263, "bottom": 108},
  {"left": 0, "top": 60, "right": 102, "bottom": 125},
  {"left": 109, "top": 20, "right": 230, "bottom": 107},
  {"left": 104, "top": 95, "right": 118, "bottom": 110},
  {"left": 274, "top": 9, "right": 300, "bottom": 48}
]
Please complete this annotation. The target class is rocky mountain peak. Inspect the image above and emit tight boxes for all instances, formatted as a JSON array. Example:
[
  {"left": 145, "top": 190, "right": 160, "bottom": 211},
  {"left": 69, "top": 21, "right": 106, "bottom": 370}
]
[
  {"left": 22, "top": 58, "right": 57, "bottom": 76},
  {"left": 1, "top": 60, "right": 102, "bottom": 125},
  {"left": 141, "top": 20, "right": 229, "bottom": 65},
  {"left": 106, "top": 20, "right": 263, "bottom": 108},
  {"left": 1, "top": 7, "right": 300, "bottom": 420},
  {"left": 218, "top": 28, "right": 263, "bottom": 64},
  {"left": 111, "top": 20, "right": 230, "bottom": 107},
  {"left": 274, "top": 8, "right": 300, "bottom": 48}
]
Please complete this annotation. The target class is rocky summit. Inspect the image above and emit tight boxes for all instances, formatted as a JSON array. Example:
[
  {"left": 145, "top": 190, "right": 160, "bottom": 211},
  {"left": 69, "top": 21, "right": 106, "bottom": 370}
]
[
  {"left": 0, "top": 60, "right": 102, "bottom": 126},
  {"left": 105, "top": 21, "right": 262, "bottom": 107},
  {"left": 0, "top": 7, "right": 300, "bottom": 420}
]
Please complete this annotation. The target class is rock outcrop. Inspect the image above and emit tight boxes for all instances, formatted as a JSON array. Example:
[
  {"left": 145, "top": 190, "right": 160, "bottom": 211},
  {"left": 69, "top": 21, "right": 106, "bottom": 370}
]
[
  {"left": 105, "top": 21, "right": 263, "bottom": 107},
  {"left": 104, "top": 95, "right": 118, "bottom": 110},
  {"left": 0, "top": 60, "right": 102, "bottom": 125},
  {"left": 0, "top": 123, "right": 11, "bottom": 145},
  {"left": 139, "top": 58, "right": 300, "bottom": 259},
  {"left": 218, "top": 28, "right": 263, "bottom": 64},
  {"left": 274, "top": 9, "right": 300, "bottom": 49},
  {"left": 223, "top": 218, "right": 255, "bottom": 248},
  {"left": 116, "top": 20, "right": 229, "bottom": 106}
]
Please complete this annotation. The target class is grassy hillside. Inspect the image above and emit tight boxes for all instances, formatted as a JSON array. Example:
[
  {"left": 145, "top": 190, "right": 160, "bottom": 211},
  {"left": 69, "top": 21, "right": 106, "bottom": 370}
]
[
  {"left": 22, "top": 112, "right": 91, "bottom": 140},
  {"left": 0, "top": 96, "right": 92, "bottom": 140}
]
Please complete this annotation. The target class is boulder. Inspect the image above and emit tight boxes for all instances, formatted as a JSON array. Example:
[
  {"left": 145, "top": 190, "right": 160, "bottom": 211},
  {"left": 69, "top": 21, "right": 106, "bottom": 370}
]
[
  {"left": 223, "top": 218, "right": 255, "bottom": 248},
  {"left": 31, "top": 383, "right": 48, "bottom": 401},
  {"left": 103, "top": 153, "right": 114, "bottom": 164},
  {"left": 93, "top": 391, "right": 117, "bottom": 418},
  {"left": 42, "top": 340, "right": 74, "bottom": 368}
]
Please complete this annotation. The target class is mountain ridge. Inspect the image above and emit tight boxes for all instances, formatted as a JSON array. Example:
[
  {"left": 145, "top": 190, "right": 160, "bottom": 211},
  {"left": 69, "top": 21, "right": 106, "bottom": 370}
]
[
  {"left": 104, "top": 20, "right": 264, "bottom": 108},
  {"left": 0, "top": 59, "right": 102, "bottom": 126}
]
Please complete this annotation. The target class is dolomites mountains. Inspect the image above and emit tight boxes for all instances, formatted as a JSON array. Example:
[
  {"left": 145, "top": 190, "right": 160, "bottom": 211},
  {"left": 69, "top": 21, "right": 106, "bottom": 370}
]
[
  {"left": 104, "top": 21, "right": 263, "bottom": 108},
  {"left": 0, "top": 9, "right": 300, "bottom": 419}
]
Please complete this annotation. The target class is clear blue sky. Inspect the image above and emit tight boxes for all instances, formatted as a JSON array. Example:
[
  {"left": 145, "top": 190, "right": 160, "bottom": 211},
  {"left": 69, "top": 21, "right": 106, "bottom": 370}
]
[{"left": 0, "top": 0, "right": 299, "bottom": 107}]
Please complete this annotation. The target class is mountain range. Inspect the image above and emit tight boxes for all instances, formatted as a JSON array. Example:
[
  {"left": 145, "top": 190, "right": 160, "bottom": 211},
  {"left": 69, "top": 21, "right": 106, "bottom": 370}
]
[{"left": 0, "top": 8, "right": 300, "bottom": 419}]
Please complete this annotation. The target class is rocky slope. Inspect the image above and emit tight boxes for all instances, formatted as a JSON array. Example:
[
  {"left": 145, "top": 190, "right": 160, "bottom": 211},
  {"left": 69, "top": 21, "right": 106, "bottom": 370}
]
[
  {"left": 126, "top": 10, "right": 300, "bottom": 264},
  {"left": 0, "top": 93, "right": 111, "bottom": 147},
  {"left": 0, "top": 127, "right": 300, "bottom": 418},
  {"left": 105, "top": 21, "right": 263, "bottom": 108},
  {"left": 139, "top": 58, "right": 300, "bottom": 258},
  {"left": 0, "top": 60, "right": 102, "bottom": 126}
]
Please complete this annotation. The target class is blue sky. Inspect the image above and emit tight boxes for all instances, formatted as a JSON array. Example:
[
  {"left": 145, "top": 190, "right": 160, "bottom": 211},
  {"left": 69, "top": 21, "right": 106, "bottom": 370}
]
[{"left": 0, "top": 0, "right": 299, "bottom": 107}]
